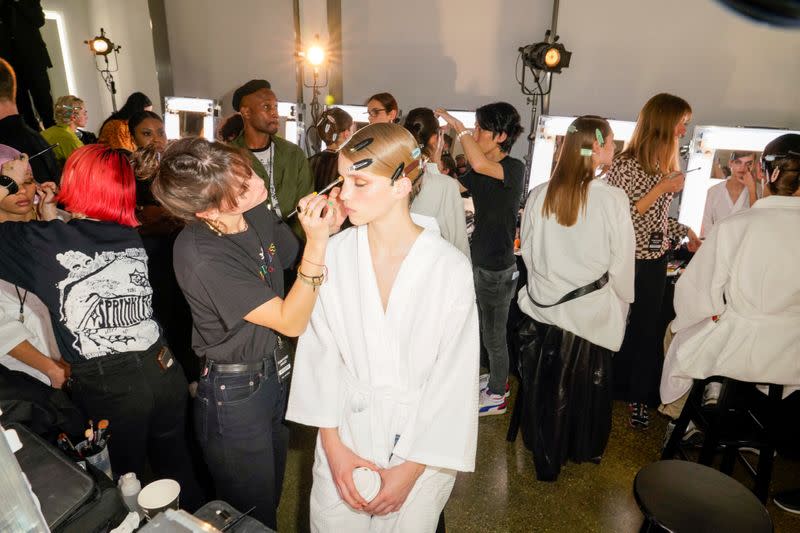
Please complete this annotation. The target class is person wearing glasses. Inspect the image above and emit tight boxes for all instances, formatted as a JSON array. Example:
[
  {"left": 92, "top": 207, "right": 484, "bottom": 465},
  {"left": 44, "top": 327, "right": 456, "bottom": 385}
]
[
  {"left": 365, "top": 92, "right": 399, "bottom": 124},
  {"left": 230, "top": 79, "right": 314, "bottom": 240},
  {"left": 700, "top": 151, "right": 759, "bottom": 238}
]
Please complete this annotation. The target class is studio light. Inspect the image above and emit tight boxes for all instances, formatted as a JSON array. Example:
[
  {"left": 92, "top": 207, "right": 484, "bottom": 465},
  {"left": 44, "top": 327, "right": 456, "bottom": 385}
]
[
  {"left": 84, "top": 28, "right": 122, "bottom": 111},
  {"left": 520, "top": 38, "right": 571, "bottom": 73},
  {"left": 84, "top": 28, "right": 116, "bottom": 56}
]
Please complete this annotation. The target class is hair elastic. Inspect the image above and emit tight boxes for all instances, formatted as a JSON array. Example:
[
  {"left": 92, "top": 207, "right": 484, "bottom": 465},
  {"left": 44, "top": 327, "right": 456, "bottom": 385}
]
[{"left": 580, "top": 148, "right": 593, "bottom": 157}]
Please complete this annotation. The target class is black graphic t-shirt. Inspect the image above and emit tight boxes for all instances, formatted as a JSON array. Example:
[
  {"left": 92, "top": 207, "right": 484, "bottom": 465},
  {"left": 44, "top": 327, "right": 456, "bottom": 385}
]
[
  {"left": 0, "top": 220, "right": 161, "bottom": 363},
  {"left": 173, "top": 205, "right": 300, "bottom": 363}
]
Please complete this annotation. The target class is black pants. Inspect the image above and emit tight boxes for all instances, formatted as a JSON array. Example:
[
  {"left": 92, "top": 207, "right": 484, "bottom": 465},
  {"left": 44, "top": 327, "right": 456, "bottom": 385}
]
[
  {"left": 194, "top": 360, "right": 289, "bottom": 530},
  {"left": 16, "top": 67, "right": 55, "bottom": 130},
  {"left": 69, "top": 342, "right": 202, "bottom": 511},
  {"left": 613, "top": 255, "right": 668, "bottom": 405}
]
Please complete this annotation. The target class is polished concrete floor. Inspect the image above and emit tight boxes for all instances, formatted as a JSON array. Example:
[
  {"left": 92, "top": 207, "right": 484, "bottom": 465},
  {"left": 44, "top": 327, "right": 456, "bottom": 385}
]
[{"left": 277, "top": 387, "right": 800, "bottom": 532}]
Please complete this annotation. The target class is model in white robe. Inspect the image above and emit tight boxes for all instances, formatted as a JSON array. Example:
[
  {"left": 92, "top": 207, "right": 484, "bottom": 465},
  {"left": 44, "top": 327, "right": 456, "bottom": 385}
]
[
  {"left": 661, "top": 195, "right": 800, "bottom": 404},
  {"left": 286, "top": 216, "right": 479, "bottom": 532}
]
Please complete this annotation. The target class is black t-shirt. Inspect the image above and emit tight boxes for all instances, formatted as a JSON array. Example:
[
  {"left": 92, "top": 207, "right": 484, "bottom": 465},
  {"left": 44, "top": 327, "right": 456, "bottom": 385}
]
[
  {"left": 173, "top": 205, "right": 300, "bottom": 363},
  {"left": 458, "top": 156, "right": 524, "bottom": 270},
  {"left": 0, "top": 219, "right": 162, "bottom": 363},
  {"left": 0, "top": 114, "right": 60, "bottom": 184}
]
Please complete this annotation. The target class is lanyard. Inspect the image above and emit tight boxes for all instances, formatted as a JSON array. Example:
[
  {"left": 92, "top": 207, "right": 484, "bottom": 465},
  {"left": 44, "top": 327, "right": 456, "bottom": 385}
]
[{"left": 265, "top": 143, "right": 282, "bottom": 218}]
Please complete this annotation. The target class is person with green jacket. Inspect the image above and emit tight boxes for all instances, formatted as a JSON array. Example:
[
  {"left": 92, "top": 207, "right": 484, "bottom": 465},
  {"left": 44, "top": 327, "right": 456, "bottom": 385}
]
[{"left": 230, "top": 79, "right": 314, "bottom": 241}]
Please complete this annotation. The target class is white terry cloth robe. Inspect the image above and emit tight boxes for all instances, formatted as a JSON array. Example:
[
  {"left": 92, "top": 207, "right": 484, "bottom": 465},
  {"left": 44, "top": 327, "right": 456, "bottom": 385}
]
[
  {"left": 286, "top": 218, "right": 479, "bottom": 531},
  {"left": 661, "top": 195, "right": 800, "bottom": 404},
  {"left": 517, "top": 180, "right": 636, "bottom": 351},
  {"left": 0, "top": 279, "right": 63, "bottom": 384},
  {"left": 700, "top": 180, "right": 751, "bottom": 238}
]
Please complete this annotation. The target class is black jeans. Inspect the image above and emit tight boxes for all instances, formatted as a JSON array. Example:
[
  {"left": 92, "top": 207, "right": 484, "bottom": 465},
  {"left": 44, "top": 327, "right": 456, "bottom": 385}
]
[
  {"left": 194, "top": 359, "right": 289, "bottom": 530},
  {"left": 474, "top": 264, "right": 519, "bottom": 395},
  {"left": 69, "top": 342, "right": 202, "bottom": 511},
  {"left": 613, "top": 255, "right": 669, "bottom": 405}
]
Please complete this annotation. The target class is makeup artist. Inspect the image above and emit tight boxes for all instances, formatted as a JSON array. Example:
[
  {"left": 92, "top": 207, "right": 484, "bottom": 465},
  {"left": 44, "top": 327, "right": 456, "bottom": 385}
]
[{"left": 136, "top": 138, "right": 343, "bottom": 529}]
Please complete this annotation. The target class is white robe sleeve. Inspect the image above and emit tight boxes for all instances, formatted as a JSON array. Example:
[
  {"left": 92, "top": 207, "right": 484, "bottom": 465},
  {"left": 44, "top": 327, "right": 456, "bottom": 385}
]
[
  {"left": 286, "top": 296, "right": 343, "bottom": 428},
  {"left": 391, "top": 275, "right": 479, "bottom": 472},
  {"left": 672, "top": 225, "right": 730, "bottom": 333},
  {"left": 0, "top": 304, "right": 33, "bottom": 356},
  {"left": 609, "top": 190, "right": 636, "bottom": 304}
]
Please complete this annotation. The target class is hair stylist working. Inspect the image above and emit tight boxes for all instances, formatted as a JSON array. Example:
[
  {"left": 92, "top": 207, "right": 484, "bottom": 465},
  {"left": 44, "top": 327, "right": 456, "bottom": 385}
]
[{"left": 142, "top": 138, "right": 342, "bottom": 529}]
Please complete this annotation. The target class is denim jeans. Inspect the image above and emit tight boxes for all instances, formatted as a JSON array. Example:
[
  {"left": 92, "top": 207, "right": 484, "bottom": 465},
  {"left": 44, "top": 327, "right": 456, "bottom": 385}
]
[
  {"left": 69, "top": 342, "right": 202, "bottom": 511},
  {"left": 194, "top": 360, "right": 289, "bottom": 530},
  {"left": 473, "top": 264, "right": 519, "bottom": 395}
]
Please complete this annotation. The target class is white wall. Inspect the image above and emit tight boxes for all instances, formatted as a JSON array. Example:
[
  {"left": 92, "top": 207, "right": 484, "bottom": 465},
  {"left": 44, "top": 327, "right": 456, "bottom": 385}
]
[
  {"left": 164, "top": 0, "right": 297, "bottom": 115},
  {"left": 41, "top": 0, "right": 160, "bottom": 132}
]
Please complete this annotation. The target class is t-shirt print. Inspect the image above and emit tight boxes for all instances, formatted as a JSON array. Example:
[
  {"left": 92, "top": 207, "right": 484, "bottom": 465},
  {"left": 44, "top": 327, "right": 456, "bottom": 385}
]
[{"left": 56, "top": 247, "right": 160, "bottom": 358}]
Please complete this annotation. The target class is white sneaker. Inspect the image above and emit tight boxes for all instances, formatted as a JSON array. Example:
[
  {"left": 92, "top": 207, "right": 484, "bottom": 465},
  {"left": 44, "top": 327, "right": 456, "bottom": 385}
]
[
  {"left": 702, "top": 382, "right": 722, "bottom": 406},
  {"left": 478, "top": 373, "right": 510, "bottom": 398},
  {"left": 479, "top": 387, "right": 507, "bottom": 417}
]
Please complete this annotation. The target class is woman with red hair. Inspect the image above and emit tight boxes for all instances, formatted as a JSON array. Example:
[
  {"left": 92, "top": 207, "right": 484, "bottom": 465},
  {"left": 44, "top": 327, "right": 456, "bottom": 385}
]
[{"left": 0, "top": 145, "right": 201, "bottom": 507}]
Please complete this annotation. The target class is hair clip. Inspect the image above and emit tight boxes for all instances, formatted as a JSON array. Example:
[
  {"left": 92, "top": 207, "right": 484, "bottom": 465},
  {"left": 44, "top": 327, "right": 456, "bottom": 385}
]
[
  {"left": 348, "top": 138, "right": 374, "bottom": 153},
  {"left": 567, "top": 124, "right": 578, "bottom": 134},
  {"left": 411, "top": 146, "right": 421, "bottom": 159},
  {"left": 595, "top": 128, "right": 605, "bottom": 147},
  {"left": 348, "top": 158, "right": 373, "bottom": 172},
  {"left": 390, "top": 162, "right": 405, "bottom": 182},
  {"left": 580, "top": 148, "right": 593, "bottom": 157}
]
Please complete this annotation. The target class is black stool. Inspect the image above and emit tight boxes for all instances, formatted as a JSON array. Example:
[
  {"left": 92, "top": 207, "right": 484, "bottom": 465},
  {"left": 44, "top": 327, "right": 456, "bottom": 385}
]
[
  {"left": 634, "top": 460, "right": 772, "bottom": 532},
  {"left": 661, "top": 377, "right": 782, "bottom": 502}
]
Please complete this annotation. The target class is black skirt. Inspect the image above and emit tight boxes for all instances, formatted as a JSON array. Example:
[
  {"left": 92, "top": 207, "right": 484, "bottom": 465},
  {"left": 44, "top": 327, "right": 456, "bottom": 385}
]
[{"left": 516, "top": 317, "right": 613, "bottom": 481}]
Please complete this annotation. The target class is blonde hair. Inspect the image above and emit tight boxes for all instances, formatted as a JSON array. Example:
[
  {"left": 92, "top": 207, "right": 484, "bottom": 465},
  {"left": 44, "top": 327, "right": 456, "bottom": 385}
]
[
  {"left": 622, "top": 93, "right": 691, "bottom": 175},
  {"left": 54, "top": 95, "right": 84, "bottom": 126},
  {"left": 340, "top": 123, "right": 425, "bottom": 202},
  {"left": 542, "top": 116, "right": 612, "bottom": 227}
]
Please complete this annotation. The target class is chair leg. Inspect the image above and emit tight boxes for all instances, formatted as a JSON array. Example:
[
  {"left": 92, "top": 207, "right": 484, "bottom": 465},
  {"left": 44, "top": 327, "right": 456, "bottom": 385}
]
[
  {"left": 720, "top": 446, "right": 737, "bottom": 475},
  {"left": 506, "top": 382, "right": 523, "bottom": 443},
  {"left": 754, "top": 445, "right": 775, "bottom": 504}
]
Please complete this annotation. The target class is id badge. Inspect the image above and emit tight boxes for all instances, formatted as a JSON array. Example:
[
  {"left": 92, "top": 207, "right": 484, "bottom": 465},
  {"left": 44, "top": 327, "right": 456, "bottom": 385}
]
[
  {"left": 647, "top": 231, "right": 664, "bottom": 253},
  {"left": 273, "top": 336, "right": 292, "bottom": 383}
]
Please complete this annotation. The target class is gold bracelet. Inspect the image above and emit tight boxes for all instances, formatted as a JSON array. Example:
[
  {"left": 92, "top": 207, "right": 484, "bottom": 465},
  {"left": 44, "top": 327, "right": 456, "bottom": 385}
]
[
  {"left": 456, "top": 129, "right": 471, "bottom": 141},
  {"left": 297, "top": 267, "right": 326, "bottom": 290}
]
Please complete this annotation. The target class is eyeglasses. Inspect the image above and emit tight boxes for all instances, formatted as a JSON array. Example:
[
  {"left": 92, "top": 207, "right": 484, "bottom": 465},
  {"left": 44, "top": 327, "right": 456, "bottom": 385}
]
[{"left": 367, "top": 108, "right": 387, "bottom": 117}]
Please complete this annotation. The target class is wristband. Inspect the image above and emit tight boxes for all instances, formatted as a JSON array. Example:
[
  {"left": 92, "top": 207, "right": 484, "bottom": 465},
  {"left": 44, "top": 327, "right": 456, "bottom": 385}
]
[
  {"left": 0, "top": 174, "right": 19, "bottom": 195},
  {"left": 456, "top": 130, "right": 471, "bottom": 141}
]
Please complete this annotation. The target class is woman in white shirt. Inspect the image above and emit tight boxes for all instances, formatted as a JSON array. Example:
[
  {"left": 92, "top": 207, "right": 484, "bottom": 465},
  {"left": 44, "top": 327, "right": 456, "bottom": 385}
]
[
  {"left": 404, "top": 107, "right": 470, "bottom": 258},
  {"left": 517, "top": 116, "right": 635, "bottom": 481},
  {"left": 700, "top": 151, "right": 759, "bottom": 238},
  {"left": 0, "top": 144, "right": 67, "bottom": 387},
  {"left": 661, "top": 133, "right": 800, "bottom": 405}
]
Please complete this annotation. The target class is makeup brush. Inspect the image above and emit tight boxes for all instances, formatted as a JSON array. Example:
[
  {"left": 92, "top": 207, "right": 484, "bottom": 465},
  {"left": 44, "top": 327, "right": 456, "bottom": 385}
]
[{"left": 287, "top": 176, "right": 344, "bottom": 218}]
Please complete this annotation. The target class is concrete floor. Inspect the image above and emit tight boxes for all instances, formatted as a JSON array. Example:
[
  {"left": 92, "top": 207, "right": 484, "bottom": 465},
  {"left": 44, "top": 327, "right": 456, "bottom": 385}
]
[{"left": 277, "top": 389, "right": 800, "bottom": 532}]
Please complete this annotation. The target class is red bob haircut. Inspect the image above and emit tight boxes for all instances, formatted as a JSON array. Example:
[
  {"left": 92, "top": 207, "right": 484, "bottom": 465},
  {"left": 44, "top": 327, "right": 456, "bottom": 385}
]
[{"left": 58, "top": 144, "right": 138, "bottom": 227}]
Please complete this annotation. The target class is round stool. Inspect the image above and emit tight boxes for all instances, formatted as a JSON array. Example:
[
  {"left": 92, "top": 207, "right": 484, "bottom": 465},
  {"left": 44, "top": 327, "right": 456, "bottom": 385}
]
[{"left": 634, "top": 460, "right": 773, "bottom": 533}]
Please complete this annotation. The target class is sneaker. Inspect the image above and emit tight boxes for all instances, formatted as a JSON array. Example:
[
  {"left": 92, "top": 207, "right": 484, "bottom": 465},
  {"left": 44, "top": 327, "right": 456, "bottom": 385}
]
[
  {"left": 479, "top": 387, "right": 507, "bottom": 417},
  {"left": 629, "top": 402, "right": 649, "bottom": 429},
  {"left": 478, "top": 373, "right": 510, "bottom": 398},
  {"left": 702, "top": 382, "right": 722, "bottom": 406},
  {"left": 774, "top": 489, "right": 800, "bottom": 514},
  {"left": 681, "top": 421, "right": 704, "bottom": 447}
]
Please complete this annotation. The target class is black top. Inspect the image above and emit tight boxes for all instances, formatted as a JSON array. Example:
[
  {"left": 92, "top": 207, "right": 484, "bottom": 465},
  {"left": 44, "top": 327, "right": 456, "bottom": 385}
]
[
  {"left": 0, "top": 115, "right": 60, "bottom": 184},
  {"left": 173, "top": 205, "right": 300, "bottom": 363},
  {"left": 458, "top": 155, "right": 524, "bottom": 270},
  {"left": 308, "top": 150, "right": 339, "bottom": 192},
  {"left": 0, "top": 219, "right": 162, "bottom": 363}
]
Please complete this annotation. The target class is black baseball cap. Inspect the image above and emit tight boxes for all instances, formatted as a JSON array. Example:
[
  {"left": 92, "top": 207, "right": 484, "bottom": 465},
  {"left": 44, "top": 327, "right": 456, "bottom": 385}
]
[{"left": 232, "top": 79, "right": 271, "bottom": 111}]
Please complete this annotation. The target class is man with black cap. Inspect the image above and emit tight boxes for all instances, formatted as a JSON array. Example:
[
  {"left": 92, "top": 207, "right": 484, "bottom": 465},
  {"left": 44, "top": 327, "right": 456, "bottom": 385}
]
[{"left": 230, "top": 79, "right": 313, "bottom": 240}]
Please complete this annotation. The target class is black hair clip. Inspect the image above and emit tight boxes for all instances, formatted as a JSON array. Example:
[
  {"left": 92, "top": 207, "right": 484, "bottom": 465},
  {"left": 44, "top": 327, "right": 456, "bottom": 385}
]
[
  {"left": 348, "top": 138, "right": 374, "bottom": 153},
  {"left": 390, "top": 162, "right": 405, "bottom": 182},
  {"left": 349, "top": 158, "right": 373, "bottom": 171}
]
